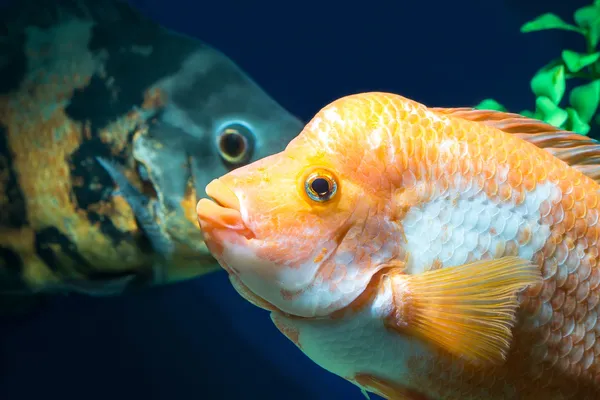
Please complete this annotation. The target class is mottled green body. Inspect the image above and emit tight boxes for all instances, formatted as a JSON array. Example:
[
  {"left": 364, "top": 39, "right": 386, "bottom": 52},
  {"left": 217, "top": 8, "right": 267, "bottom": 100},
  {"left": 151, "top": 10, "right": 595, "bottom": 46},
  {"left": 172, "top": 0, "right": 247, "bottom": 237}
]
[{"left": 0, "top": 0, "right": 302, "bottom": 299}]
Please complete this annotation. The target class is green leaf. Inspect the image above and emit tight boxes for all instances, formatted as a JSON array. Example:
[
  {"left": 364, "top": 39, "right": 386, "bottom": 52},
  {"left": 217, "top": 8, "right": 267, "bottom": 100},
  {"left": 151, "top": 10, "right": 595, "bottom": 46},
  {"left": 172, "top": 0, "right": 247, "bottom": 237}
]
[
  {"left": 566, "top": 107, "right": 591, "bottom": 135},
  {"left": 574, "top": 6, "right": 600, "bottom": 27},
  {"left": 562, "top": 50, "right": 600, "bottom": 72},
  {"left": 589, "top": 27, "right": 600, "bottom": 48},
  {"left": 474, "top": 99, "right": 507, "bottom": 112},
  {"left": 569, "top": 79, "right": 600, "bottom": 123},
  {"left": 574, "top": 6, "right": 600, "bottom": 47},
  {"left": 531, "top": 65, "right": 566, "bottom": 104},
  {"left": 521, "top": 13, "right": 583, "bottom": 33},
  {"left": 535, "top": 96, "right": 569, "bottom": 127}
]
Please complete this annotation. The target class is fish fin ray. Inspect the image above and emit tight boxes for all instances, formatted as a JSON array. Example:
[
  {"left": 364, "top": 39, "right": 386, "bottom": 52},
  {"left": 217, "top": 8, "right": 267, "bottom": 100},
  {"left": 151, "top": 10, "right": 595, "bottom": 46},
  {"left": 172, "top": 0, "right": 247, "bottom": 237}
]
[
  {"left": 386, "top": 256, "right": 540, "bottom": 365},
  {"left": 96, "top": 156, "right": 173, "bottom": 255},
  {"left": 95, "top": 157, "right": 173, "bottom": 284},
  {"left": 573, "top": 164, "right": 600, "bottom": 181},
  {"left": 430, "top": 107, "right": 600, "bottom": 183},
  {"left": 354, "top": 373, "right": 431, "bottom": 400},
  {"left": 57, "top": 274, "right": 138, "bottom": 296}
]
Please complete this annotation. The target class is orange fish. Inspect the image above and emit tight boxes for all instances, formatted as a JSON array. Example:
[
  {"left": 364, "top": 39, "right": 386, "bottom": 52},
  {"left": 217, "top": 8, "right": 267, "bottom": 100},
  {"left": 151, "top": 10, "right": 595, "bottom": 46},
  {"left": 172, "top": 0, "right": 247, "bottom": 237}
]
[{"left": 196, "top": 92, "right": 600, "bottom": 399}]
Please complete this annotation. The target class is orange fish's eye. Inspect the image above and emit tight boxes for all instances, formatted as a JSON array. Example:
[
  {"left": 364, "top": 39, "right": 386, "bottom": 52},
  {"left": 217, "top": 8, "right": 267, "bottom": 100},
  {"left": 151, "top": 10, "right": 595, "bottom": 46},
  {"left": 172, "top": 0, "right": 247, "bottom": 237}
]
[{"left": 304, "top": 170, "right": 338, "bottom": 202}]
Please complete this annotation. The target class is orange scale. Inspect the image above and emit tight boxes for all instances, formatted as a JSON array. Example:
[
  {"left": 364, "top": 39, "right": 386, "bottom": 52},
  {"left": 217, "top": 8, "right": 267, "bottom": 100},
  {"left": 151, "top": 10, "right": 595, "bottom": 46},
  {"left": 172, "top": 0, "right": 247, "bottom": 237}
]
[
  {"left": 507, "top": 169, "right": 523, "bottom": 188},
  {"left": 563, "top": 296, "right": 577, "bottom": 318},
  {"left": 587, "top": 290, "right": 600, "bottom": 311},
  {"left": 574, "top": 302, "right": 590, "bottom": 324},
  {"left": 551, "top": 289, "right": 567, "bottom": 310},
  {"left": 576, "top": 280, "right": 591, "bottom": 303}
]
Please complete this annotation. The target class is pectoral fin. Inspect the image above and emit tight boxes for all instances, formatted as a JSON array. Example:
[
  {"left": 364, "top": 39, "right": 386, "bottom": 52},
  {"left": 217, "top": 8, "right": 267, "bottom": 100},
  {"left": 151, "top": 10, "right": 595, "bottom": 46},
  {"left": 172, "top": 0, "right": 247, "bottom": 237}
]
[
  {"left": 355, "top": 374, "right": 430, "bottom": 400},
  {"left": 386, "top": 256, "right": 541, "bottom": 365},
  {"left": 96, "top": 157, "right": 173, "bottom": 284},
  {"left": 1, "top": 273, "right": 139, "bottom": 297},
  {"left": 55, "top": 274, "right": 138, "bottom": 296}
]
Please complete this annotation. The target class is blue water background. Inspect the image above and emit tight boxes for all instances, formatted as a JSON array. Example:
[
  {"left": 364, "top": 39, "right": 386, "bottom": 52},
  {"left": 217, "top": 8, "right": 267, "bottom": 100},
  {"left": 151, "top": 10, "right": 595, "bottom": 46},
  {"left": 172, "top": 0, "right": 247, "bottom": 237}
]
[{"left": 0, "top": 0, "right": 591, "bottom": 399}]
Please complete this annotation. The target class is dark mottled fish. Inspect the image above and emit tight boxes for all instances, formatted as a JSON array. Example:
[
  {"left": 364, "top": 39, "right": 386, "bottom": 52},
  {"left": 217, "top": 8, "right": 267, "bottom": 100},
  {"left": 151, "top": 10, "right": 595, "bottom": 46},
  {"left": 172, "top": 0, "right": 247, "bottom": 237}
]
[{"left": 0, "top": 0, "right": 302, "bottom": 307}]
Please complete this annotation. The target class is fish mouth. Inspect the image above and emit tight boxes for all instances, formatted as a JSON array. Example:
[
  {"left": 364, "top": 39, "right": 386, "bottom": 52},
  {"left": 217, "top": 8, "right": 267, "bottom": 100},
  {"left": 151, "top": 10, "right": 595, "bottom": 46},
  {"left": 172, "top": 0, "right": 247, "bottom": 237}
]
[{"left": 196, "top": 179, "right": 255, "bottom": 240}]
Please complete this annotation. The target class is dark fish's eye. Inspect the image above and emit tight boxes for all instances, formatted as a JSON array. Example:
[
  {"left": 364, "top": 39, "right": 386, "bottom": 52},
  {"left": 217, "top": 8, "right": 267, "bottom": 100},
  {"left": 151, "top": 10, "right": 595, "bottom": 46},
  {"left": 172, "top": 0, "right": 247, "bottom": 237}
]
[
  {"left": 217, "top": 123, "right": 254, "bottom": 166},
  {"left": 304, "top": 171, "right": 338, "bottom": 202}
]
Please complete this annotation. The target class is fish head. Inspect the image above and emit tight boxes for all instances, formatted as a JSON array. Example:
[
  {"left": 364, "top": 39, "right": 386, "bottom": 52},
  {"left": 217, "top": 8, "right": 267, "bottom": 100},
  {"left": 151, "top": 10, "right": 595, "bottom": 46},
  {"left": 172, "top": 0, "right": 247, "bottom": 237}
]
[
  {"left": 197, "top": 93, "right": 407, "bottom": 317},
  {"left": 134, "top": 42, "right": 303, "bottom": 193},
  {"left": 129, "top": 42, "right": 304, "bottom": 279},
  {"left": 0, "top": 0, "right": 305, "bottom": 294}
]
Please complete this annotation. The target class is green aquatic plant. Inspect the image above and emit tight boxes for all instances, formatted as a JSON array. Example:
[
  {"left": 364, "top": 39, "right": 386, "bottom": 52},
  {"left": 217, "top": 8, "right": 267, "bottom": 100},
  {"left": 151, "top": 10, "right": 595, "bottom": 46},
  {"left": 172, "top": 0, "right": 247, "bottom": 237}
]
[{"left": 475, "top": 1, "right": 600, "bottom": 135}]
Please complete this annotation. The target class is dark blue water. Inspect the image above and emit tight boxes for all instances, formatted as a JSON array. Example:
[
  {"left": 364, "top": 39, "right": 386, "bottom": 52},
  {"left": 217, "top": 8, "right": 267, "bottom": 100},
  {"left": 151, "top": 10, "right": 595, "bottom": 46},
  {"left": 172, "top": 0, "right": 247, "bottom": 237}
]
[{"left": 0, "top": 0, "right": 590, "bottom": 399}]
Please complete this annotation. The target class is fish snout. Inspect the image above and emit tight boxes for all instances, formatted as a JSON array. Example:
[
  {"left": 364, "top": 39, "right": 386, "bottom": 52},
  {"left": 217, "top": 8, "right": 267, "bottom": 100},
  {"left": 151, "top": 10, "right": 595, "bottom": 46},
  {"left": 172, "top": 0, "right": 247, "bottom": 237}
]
[{"left": 197, "top": 179, "right": 254, "bottom": 240}]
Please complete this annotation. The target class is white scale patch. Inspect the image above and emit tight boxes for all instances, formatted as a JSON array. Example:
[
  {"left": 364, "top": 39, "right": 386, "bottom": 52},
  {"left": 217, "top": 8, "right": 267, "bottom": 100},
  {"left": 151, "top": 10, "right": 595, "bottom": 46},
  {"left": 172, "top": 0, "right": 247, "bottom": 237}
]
[
  {"left": 223, "top": 237, "right": 378, "bottom": 318},
  {"left": 266, "top": 180, "right": 560, "bottom": 396},
  {"left": 401, "top": 180, "right": 557, "bottom": 274},
  {"left": 367, "top": 127, "right": 383, "bottom": 150},
  {"left": 271, "top": 278, "right": 431, "bottom": 393},
  {"left": 323, "top": 107, "right": 344, "bottom": 125}
]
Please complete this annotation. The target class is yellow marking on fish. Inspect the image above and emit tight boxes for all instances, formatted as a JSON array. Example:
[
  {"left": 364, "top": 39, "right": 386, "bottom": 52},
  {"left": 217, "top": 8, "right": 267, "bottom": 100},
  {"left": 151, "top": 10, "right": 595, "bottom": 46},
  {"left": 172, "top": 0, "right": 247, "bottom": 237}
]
[
  {"left": 0, "top": 22, "right": 147, "bottom": 287},
  {"left": 313, "top": 247, "right": 328, "bottom": 264},
  {"left": 0, "top": 228, "right": 58, "bottom": 288}
]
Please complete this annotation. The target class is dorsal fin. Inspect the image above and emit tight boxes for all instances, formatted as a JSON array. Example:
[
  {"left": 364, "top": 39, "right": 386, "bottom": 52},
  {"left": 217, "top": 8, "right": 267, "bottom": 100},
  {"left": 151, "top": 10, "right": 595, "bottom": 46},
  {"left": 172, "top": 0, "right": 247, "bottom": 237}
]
[{"left": 430, "top": 107, "right": 600, "bottom": 184}]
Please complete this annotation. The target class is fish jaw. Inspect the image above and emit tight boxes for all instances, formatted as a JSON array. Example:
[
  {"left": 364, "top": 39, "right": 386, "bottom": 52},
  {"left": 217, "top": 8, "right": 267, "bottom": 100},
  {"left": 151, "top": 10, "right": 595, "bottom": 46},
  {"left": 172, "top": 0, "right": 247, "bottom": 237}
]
[
  {"left": 196, "top": 179, "right": 255, "bottom": 267},
  {"left": 197, "top": 178, "right": 370, "bottom": 318},
  {"left": 196, "top": 189, "right": 315, "bottom": 316},
  {"left": 196, "top": 190, "right": 280, "bottom": 311}
]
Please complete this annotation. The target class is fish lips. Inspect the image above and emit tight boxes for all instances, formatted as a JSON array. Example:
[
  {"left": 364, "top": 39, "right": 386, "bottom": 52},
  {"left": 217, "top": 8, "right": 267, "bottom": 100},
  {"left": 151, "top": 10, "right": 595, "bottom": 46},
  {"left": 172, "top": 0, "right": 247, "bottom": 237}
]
[
  {"left": 196, "top": 179, "right": 256, "bottom": 269},
  {"left": 198, "top": 178, "right": 253, "bottom": 236}
]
